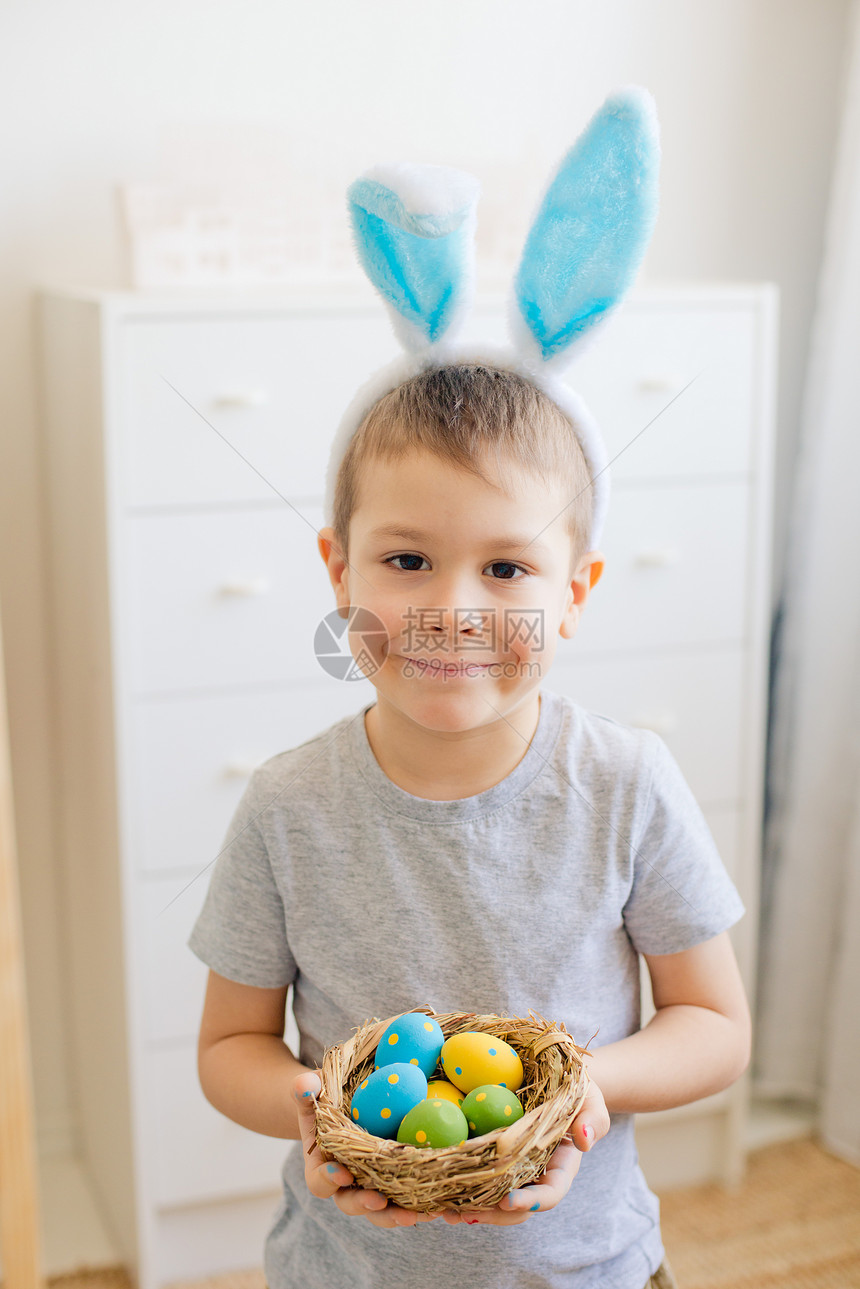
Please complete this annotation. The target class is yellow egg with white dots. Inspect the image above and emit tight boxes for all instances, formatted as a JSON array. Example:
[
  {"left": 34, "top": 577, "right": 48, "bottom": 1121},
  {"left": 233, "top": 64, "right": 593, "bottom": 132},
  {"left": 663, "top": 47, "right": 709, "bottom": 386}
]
[{"left": 440, "top": 1032, "right": 524, "bottom": 1094}]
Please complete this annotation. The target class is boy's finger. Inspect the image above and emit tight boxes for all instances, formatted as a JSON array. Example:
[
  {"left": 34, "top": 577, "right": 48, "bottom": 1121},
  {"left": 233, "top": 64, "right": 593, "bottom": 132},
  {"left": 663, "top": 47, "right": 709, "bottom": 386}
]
[
  {"left": 334, "top": 1188, "right": 390, "bottom": 1217},
  {"left": 501, "top": 1180, "right": 562, "bottom": 1214},
  {"left": 293, "top": 1071, "right": 322, "bottom": 1117},
  {"left": 291, "top": 1073, "right": 363, "bottom": 1199},
  {"left": 334, "top": 1188, "right": 440, "bottom": 1226},
  {"left": 569, "top": 1119, "right": 593, "bottom": 1150},
  {"left": 569, "top": 1108, "right": 609, "bottom": 1150},
  {"left": 293, "top": 1072, "right": 324, "bottom": 1161},
  {"left": 502, "top": 1142, "right": 582, "bottom": 1212},
  {"left": 569, "top": 1088, "right": 610, "bottom": 1149},
  {"left": 316, "top": 1160, "right": 355, "bottom": 1193}
]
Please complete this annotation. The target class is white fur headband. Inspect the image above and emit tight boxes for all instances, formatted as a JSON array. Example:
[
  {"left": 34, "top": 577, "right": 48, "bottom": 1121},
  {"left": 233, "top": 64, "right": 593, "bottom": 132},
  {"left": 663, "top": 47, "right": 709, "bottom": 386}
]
[{"left": 324, "top": 86, "right": 661, "bottom": 552}]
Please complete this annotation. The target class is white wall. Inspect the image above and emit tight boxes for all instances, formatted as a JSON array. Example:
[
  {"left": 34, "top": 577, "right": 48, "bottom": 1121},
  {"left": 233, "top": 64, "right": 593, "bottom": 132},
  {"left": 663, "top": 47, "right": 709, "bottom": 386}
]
[{"left": 0, "top": 0, "right": 851, "bottom": 1156}]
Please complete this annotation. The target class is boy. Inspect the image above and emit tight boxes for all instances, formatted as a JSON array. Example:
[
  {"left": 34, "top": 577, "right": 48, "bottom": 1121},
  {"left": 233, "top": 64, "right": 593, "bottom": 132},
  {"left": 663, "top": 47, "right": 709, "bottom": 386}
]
[{"left": 189, "top": 364, "right": 750, "bottom": 1288}]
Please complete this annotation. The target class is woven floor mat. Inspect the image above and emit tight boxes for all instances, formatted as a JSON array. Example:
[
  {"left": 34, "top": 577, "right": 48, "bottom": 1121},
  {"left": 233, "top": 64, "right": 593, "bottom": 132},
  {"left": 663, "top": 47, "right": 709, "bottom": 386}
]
[
  {"left": 658, "top": 1137, "right": 860, "bottom": 1288},
  {"left": 46, "top": 1269, "right": 134, "bottom": 1289}
]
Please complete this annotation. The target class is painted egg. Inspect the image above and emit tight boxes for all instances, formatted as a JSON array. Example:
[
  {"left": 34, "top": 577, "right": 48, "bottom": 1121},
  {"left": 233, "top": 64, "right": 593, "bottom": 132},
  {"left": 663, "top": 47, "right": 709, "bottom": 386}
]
[
  {"left": 426, "top": 1079, "right": 465, "bottom": 1107},
  {"left": 462, "top": 1084, "right": 525, "bottom": 1137},
  {"left": 396, "top": 1098, "right": 470, "bottom": 1148},
  {"left": 440, "top": 1032, "right": 524, "bottom": 1094},
  {"left": 350, "top": 1063, "right": 428, "bottom": 1139},
  {"left": 374, "top": 1013, "right": 445, "bottom": 1080}
]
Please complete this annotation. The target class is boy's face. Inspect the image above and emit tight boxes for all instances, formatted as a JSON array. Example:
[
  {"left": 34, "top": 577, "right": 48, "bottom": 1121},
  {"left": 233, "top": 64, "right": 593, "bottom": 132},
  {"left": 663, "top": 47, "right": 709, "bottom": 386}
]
[{"left": 317, "top": 447, "right": 603, "bottom": 734}]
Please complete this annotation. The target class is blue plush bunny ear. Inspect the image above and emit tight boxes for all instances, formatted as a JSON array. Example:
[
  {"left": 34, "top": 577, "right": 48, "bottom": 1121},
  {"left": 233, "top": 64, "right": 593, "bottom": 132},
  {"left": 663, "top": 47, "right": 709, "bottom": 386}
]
[
  {"left": 348, "top": 163, "right": 479, "bottom": 353},
  {"left": 513, "top": 87, "right": 660, "bottom": 369}
]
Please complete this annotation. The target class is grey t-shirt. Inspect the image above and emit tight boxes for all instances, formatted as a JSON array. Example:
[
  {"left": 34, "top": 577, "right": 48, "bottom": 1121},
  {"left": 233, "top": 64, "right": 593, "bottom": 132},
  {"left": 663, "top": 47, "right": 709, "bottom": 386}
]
[{"left": 188, "top": 686, "right": 744, "bottom": 1289}]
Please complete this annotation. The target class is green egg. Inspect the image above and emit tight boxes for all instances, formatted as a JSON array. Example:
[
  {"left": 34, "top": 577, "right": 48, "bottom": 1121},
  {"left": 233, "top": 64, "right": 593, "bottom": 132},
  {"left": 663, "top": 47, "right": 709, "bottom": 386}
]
[
  {"left": 396, "top": 1097, "right": 469, "bottom": 1148},
  {"left": 461, "top": 1084, "right": 525, "bottom": 1137}
]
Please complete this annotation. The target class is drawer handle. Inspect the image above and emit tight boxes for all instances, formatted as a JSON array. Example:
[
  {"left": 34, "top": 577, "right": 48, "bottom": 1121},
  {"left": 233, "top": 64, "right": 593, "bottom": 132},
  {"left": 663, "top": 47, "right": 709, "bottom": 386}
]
[
  {"left": 637, "top": 373, "right": 684, "bottom": 393},
  {"left": 633, "top": 713, "right": 678, "bottom": 737},
  {"left": 218, "top": 577, "right": 271, "bottom": 597},
  {"left": 635, "top": 547, "right": 681, "bottom": 568},
  {"left": 223, "top": 759, "right": 262, "bottom": 779},
  {"left": 213, "top": 389, "right": 269, "bottom": 408}
]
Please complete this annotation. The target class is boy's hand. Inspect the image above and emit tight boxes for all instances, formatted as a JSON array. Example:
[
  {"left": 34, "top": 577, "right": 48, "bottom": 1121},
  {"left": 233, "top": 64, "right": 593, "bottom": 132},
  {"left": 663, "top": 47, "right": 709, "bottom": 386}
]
[
  {"left": 292, "top": 1071, "right": 441, "bottom": 1228},
  {"left": 439, "top": 1079, "right": 610, "bottom": 1226}
]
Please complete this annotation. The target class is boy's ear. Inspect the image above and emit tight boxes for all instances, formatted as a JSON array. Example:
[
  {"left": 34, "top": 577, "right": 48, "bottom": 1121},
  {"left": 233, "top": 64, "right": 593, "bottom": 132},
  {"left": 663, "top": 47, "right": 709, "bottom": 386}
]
[
  {"left": 560, "top": 550, "right": 604, "bottom": 639},
  {"left": 317, "top": 526, "right": 335, "bottom": 565},
  {"left": 317, "top": 526, "right": 351, "bottom": 612},
  {"left": 588, "top": 557, "right": 605, "bottom": 590}
]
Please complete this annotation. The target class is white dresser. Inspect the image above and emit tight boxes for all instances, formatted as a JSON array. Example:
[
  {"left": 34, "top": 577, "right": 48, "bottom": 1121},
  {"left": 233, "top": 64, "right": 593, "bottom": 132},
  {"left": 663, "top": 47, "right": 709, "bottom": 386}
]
[{"left": 38, "top": 284, "right": 776, "bottom": 1288}]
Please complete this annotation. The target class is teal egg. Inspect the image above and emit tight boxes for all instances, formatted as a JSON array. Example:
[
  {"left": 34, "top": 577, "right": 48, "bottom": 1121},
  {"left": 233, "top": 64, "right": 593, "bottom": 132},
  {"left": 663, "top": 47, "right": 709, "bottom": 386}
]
[
  {"left": 374, "top": 1012, "right": 445, "bottom": 1080},
  {"left": 349, "top": 1063, "right": 428, "bottom": 1139}
]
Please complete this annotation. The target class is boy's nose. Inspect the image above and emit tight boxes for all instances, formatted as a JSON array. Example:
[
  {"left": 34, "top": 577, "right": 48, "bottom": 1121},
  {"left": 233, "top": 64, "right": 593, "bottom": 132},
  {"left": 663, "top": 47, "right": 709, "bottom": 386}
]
[
  {"left": 431, "top": 570, "right": 487, "bottom": 618},
  {"left": 427, "top": 604, "right": 492, "bottom": 645},
  {"left": 404, "top": 571, "right": 496, "bottom": 651}
]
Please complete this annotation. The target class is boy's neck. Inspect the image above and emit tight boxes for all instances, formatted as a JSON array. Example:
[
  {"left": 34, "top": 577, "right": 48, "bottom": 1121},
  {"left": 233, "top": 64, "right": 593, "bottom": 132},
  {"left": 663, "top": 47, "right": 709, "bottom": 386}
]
[{"left": 363, "top": 691, "right": 542, "bottom": 801}]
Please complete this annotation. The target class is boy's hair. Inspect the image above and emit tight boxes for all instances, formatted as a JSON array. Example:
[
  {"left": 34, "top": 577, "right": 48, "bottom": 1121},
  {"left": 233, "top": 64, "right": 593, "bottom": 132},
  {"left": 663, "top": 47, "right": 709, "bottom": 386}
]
[{"left": 332, "top": 364, "right": 594, "bottom": 575}]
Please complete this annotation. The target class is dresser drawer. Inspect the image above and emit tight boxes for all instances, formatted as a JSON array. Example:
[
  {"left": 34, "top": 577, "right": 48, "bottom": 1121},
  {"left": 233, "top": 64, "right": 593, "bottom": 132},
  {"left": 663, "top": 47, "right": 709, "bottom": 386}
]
[
  {"left": 123, "top": 502, "right": 335, "bottom": 693},
  {"left": 128, "top": 681, "right": 375, "bottom": 875},
  {"left": 550, "top": 646, "right": 747, "bottom": 805},
  {"left": 570, "top": 299, "right": 759, "bottom": 480},
  {"left": 147, "top": 1044, "right": 288, "bottom": 1206},
  {"left": 569, "top": 478, "right": 750, "bottom": 655},
  {"left": 117, "top": 311, "right": 397, "bottom": 508},
  {"left": 115, "top": 299, "right": 761, "bottom": 512}
]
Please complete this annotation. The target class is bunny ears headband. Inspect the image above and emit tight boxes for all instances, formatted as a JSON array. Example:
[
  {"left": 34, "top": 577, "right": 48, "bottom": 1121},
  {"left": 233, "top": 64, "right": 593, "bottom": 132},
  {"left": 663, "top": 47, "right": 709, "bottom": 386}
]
[{"left": 323, "top": 86, "right": 661, "bottom": 551}]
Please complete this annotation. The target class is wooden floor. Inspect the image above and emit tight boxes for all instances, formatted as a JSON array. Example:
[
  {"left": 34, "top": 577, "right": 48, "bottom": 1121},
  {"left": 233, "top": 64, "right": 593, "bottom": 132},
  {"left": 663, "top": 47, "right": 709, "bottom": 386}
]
[
  {"left": 659, "top": 1138, "right": 860, "bottom": 1288},
  {"left": 36, "top": 1139, "right": 860, "bottom": 1289}
]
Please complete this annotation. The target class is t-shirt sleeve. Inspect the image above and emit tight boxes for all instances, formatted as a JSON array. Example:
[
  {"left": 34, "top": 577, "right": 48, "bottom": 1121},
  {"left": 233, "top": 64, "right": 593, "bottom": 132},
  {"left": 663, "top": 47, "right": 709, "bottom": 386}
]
[
  {"left": 622, "top": 732, "right": 745, "bottom": 955},
  {"left": 187, "top": 771, "right": 297, "bottom": 989}
]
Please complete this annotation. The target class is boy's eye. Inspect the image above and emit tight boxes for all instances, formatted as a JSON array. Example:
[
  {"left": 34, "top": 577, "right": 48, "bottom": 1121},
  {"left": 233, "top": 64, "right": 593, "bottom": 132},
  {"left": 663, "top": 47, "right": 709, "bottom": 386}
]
[
  {"left": 386, "top": 554, "right": 428, "bottom": 572},
  {"left": 385, "top": 554, "right": 528, "bottom": 581},
  {"left": 486, "top": 561, "right": 527, "bottom": 581}
]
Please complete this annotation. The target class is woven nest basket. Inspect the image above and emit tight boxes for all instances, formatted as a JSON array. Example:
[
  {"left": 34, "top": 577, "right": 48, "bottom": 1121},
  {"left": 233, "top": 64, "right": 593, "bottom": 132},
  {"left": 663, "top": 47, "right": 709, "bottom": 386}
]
[{"left": 314, "top": 1005, "right": 590, "bottom": 1212}]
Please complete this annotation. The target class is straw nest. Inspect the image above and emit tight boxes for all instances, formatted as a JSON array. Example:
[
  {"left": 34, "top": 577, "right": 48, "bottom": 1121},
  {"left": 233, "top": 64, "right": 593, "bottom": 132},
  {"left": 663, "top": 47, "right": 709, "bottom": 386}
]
[{"left": 314, "top": 1005, "right": 591, "bottom": 1212}]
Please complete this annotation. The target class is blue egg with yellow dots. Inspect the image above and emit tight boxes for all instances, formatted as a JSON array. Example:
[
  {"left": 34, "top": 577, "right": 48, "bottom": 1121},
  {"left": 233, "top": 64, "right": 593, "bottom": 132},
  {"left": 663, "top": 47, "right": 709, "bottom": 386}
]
[
  {"left": 349, "top": 1063, "right": 428, "bottom": 1139},
  {"left": 374, "top": 1012, "right": 445, "bottom": 1080}
]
